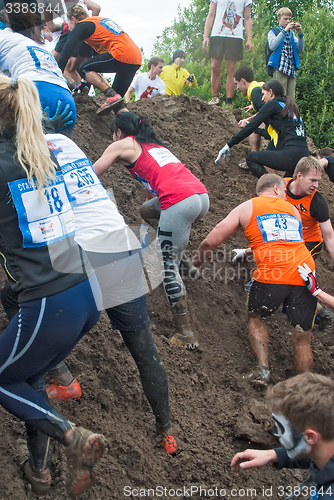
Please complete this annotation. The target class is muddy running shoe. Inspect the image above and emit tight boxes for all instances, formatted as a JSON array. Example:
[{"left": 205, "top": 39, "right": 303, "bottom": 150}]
[
  {"left": 315, "top": 306, "right": 334, "bottom": 331},
  {"left": 46, "top": 378, "right": 82, "bottom": 400},
  {"left": 170, "top": 330, "right": 199, "bottom": 349},
  {"left": 208, "top": 96, "right": 220, "bottom": 105},
  {"left": 16, "top": 439, "right": 51, "bottom": 496},
  {"left": 96, "top": 94, "right": 124, "bottom": 115},
  {"left": 243, "top": 366, "right": 270, "bottom": 386},
  {"left": 162, "top": 435, "right": 177, "bottom": 455},
  {"left": 238, "top": 161, "right": 250, "bottom": 171},
  {"left": 65, "top": 426, "right": 106, "bottom": 497}
]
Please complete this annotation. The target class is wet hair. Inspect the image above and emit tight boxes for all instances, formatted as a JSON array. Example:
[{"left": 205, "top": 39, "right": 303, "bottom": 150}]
[
  {"left": 293, "top": 156, "right": 324, "bottom": 178},
  {"left": 234, "top": 65, "right": 254, "bottom": 83},
  {"left": 66, "top": 5, "right": 88, "bottom": 21},
  {"left": 256, "top": 173, "right": 285, "bottom": 195},
  {"left": 268, "top": 373, "right": 334, "bottom": 440},
  {"left": 147, "top": 57, "right": 164, "bottom": 71},
  {"left": 262, "top": 79, "right": 301, "bottom": 121},
  {"left": 318, "top": 147, "right": 334, "bottom": 158},
  {"left": 110, "top": 112, "right": 165, "bottom": 147},
  {"left": 7, "top": 4, "right": 44, "bottom": 44},
  {"left": 277, "top": 7, "right": 292, "bottom": 18},
  {"left": 0, "top": 73, "right": 56, "bottom": 195}
]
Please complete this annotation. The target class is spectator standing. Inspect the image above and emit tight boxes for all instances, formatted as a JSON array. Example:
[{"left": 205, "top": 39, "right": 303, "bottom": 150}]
[{"left": 125, "top": 57, "right": 165, "bottom": 102}]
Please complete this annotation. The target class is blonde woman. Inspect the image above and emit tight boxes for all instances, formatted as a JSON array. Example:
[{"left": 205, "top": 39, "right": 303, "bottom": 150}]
[{"left": 0, "top": 73, "right": 106, "bottom": 497}]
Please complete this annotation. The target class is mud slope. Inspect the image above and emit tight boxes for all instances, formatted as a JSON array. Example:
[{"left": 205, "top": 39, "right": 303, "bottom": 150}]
[{"left": 1, "top": 93, "right": 334, "bottom": 499}]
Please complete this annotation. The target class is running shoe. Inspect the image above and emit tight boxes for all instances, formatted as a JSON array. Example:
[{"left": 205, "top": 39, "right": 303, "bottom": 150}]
[
  {"left": 96, "top": 94, "right": 124, "bottom": 115},
  {"left": 238, "top": 161, "right": 250, "bottom": 171},
  {"left": 16, "top": 439, "right": 51, "bottom": 496},
  {"left": 162, "top": 435, "right": 177, "bottom": 455},
  {"left": 243, "top": 366, "right": 270, "bottom": 386},
  {"left": 170, "top": 330, "right": 199, "bottom": 349},
  {"left": 46, "top": 378, "right": 82, "bottom": 400},
  {"left": 208, "top": 96, "right": 220, "bottom": 105},
  {"left": 65, "top": 426, "right": 106, "bottom": 497}
]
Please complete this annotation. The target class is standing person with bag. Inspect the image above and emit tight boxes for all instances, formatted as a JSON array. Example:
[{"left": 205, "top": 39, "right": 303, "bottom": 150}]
[{"left": 0, "top": 73, "right": 106, "bottom": 497}]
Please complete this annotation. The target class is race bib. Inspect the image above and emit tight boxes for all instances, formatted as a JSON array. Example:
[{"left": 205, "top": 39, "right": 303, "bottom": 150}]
[
  {"left": 61, "top": 158, "right": 109, "bottom": 207},
  {"left": 9, "top": 173, "right": 75, "bottom": 247},
  {"left": 256, "top": 213, "right": 302, "bottom": 242},
  {"left": 148, "top": 148, "right": 181, "bottom": 167}
]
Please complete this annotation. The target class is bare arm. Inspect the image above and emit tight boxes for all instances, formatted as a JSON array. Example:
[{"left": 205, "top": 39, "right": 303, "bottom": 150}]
[
  {"left": 231, "top": 449, "right": 278, "bottom": 472},
  {"left": 202, "top": 2, "right": 216, "bottom": 52},
  {"left": 244, "top": 5, "right": 253, "bottom": 52},
  {"left": 320, "top": 219, "right": 334, "bottom": 261},
  {"left": 125, "top": 85, "right": 135, "bottom": 103},
  {"left": 193, "top": 202, "right": 251, "bottom": 267},
  {"left": 85, "top": 0, "right": 101, "bottom": 16},
  {"left": 92, "top": 143, "right": 123, "bottom": 177}
]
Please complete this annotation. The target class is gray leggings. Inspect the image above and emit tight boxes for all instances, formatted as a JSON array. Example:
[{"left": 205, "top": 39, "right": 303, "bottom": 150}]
[{"left": 141, "top": 193, "right": 209, "bottom": 308}]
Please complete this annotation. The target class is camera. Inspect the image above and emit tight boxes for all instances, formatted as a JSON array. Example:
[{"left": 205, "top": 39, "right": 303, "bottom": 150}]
[{"left": 187, "top": 75, "right": 194, "bottom": 83}]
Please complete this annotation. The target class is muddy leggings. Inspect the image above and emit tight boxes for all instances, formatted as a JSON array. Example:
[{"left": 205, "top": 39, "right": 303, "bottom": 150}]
[
  {"left": 140, "top": 193, "right": 210, "bottom": 308},
  {"left": 246, "top": 146, "right": 310, "bottom": 178}
]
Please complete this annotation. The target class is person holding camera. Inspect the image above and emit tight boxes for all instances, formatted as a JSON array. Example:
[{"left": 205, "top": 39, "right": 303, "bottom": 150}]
[
  {"left": 267, "top": 7, "right": 304, "bottom": 100},
  {"left": 160, "top": 50, "right": 197, "bottom": 95}
]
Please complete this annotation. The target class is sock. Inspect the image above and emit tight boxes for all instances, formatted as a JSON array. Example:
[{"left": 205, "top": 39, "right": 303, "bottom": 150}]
[
  {"left": 226, "top": 97, "right": 232, "bottom": 104},
  {"left": 104, "top": 86, "right": 117, "bottom": 97}
]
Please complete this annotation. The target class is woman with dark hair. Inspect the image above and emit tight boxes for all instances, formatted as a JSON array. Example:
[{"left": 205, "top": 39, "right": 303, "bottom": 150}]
[
  {"left": 93, "top": 112, "right": 209, "bottom": 349},
  {"left": 216, "top": 79, "right": 310, "bottom": 177},
  {"left": 0, "top": 73, "right": 106, "bottom": 497}
]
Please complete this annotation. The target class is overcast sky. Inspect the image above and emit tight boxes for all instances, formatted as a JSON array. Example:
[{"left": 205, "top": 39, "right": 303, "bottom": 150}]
[{"left": 96, "top": 0, "right": 193, "bottom": 58}]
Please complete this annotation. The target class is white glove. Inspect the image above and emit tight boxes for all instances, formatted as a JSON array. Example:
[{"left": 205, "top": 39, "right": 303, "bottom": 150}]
[
  {"left": 298, "top": 263, "right": 322, "bottom": 296},
  {"left": 232, "top": 248, "right": 247, "bottom": 263},
  {"left": 215, "top": 144, "right": 230, "bottom": 164},
  {"left": 140, "top": 223, "right": 150, "bottom": 250}
]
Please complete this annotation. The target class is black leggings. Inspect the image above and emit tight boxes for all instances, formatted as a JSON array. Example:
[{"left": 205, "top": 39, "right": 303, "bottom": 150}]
[
  {"left": 78, "top": 53, "right": 140, "bottom": 96},
  {"left": 246, "top": 146, "right": 310, "bottom": 178}
]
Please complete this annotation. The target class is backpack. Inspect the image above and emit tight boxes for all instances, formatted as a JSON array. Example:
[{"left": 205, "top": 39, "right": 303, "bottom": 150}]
[{"left": 265, "top": 27, "right": 281, "bottom": 76}]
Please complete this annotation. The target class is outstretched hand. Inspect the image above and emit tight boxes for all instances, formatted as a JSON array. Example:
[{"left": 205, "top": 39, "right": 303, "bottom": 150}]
[
  {"left": 215, "top": 144, "right": 229, "bottom": 163},
  {"left": 231, "top": 449, "right": 277, "bottom": 472},
  {"left": 298, "top": 263, "right": 322, "bottom": 296},
  {"left": 43, "top": 101, "right": 74, "bottom": 133}
]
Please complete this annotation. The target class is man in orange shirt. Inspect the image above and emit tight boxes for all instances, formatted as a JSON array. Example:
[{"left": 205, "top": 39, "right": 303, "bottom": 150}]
[
  {"left": 58, "top": 5, "right": 142, "bottom": 115},
  {"left": 193, "top": 173, "right": 317, "bottom": 386}
]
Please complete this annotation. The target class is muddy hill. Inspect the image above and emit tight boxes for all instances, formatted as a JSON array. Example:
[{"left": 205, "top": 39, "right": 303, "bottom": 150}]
[{"left": 1, "top": 93, "right": 334, "bottom": 500}]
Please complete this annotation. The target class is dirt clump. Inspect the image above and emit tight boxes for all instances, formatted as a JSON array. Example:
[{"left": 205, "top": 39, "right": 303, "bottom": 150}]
[{"left": 1, "top": 93, "right": 334, "bottom": 499}]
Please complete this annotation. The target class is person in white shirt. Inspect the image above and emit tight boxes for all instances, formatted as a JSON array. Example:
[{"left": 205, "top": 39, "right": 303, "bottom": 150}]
[
  {"left": 125, "top": 57, "right": 165, "bottom": 102},
  {"left": 203, "top": 0, "right": 253, "bottom": 107}
]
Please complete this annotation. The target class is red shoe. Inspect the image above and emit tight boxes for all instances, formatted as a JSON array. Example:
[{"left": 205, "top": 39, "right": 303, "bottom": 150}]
[
  {"left": 96, "top": 94, "right": 124, "bottom": 115},
  {"left": 46, "top": 378, "right": 82, "bottom": 400},
  {"left": 162, "top": 435, "right": 177, "bottom": 455}
]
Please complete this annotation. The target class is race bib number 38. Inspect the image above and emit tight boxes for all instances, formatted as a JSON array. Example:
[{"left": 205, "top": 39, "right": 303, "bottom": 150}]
[
  {"left": 9, "top": 173, "right": 75, "bottom": 247},
  {"left": 256, "top": 213, "right": 303, "bottom": 242}
]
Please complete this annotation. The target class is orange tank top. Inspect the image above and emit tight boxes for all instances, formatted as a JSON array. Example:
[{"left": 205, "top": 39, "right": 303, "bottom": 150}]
[
  {"left": 285, "top": 178, "right": 323, "bottom": 243},
  {"left": 244, "top": 196, "right": 315, "bottom": 285},
  {"left": 80, "top": 17, "right": 142, "bottom": 65}
]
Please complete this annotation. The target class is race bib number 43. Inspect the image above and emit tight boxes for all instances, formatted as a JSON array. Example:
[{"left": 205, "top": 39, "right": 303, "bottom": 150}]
[
  {"left": 9, "top": 173, "right": 75, "bottom": 247},
  {"left": 256, "top": 213, "right": 303, "bottom": 242}
]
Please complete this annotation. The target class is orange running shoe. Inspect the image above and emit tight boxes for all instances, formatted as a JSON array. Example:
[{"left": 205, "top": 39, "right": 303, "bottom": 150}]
[
  {"left": 96, "top": 94, "right": 124, "bottom": 115},
  {"left": 162, "top": 435, "right": 177, "bottom": 455},
  {"left": 46, "top": 378, "right": 82, "bottom": 400}
]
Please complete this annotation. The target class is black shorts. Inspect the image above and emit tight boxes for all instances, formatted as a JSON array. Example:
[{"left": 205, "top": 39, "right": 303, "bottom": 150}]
[
  {"left": 55, "top": 32, "right": 94, "bottom": 59},
  {"left": 209, "top": 36, "right": 243, "bottom": 61},
  {"left": 247, "top": 280, "right": 317, "bottom": 331},
  {"left": 305, "top": 241, "right": 323, "bottom": 260}
]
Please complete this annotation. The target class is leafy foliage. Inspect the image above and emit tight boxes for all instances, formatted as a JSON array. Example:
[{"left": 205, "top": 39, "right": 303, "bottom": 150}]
[{"left": 150, "top": 0, "right": 334, "bottom": 148}]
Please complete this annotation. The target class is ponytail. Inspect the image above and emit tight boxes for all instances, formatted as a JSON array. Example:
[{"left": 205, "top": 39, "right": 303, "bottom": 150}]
[
  {"left": 110, "top": 112, "right": 165, "bottom": 147},
  {"left": 262, "top": 79, "right": 301, "bottom": 121},
  {"left": 0, "top": 74, "right": 56, "bottom": 195}
]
